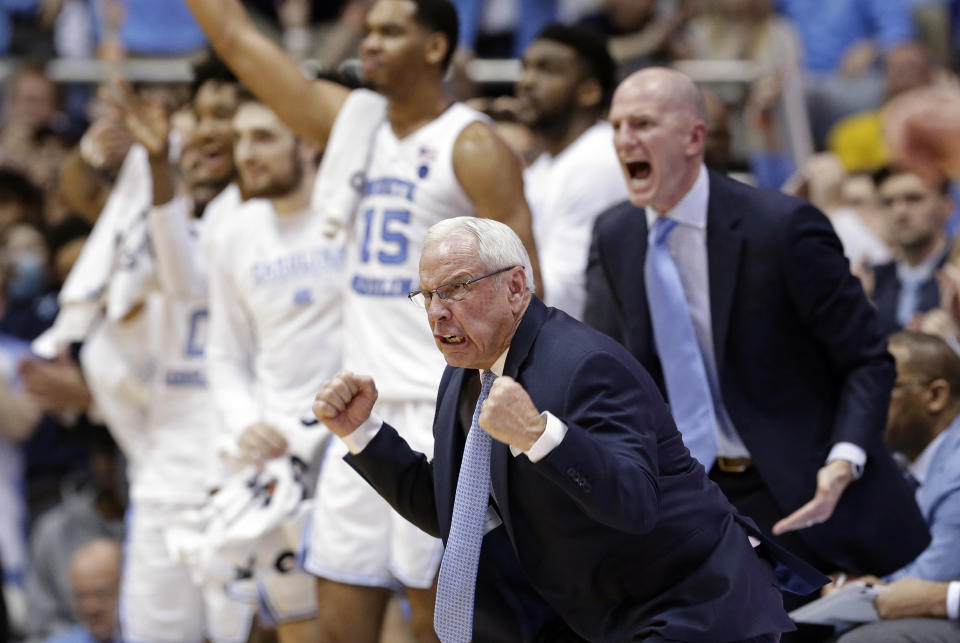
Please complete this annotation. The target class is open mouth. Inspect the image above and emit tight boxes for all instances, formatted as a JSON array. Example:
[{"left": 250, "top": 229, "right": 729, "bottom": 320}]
[
  {"left": 626, "top": 160, "right": 652, "bottom": 180},
  {"left": 437, "top": 334, "right": 465, "bottom": 345}
]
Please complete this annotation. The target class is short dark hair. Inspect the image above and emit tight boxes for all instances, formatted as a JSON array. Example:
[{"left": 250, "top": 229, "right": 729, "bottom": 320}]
[
  {"left": 411, "top": 0, "right": 459, "bottom": 71},
  {"left": 535, "top": 24, "right": 616, "bottom": 105},
  {"left": 873, "top": 164, "right": 950, "bottom": 195},
  {"left": 190, "top": 52, "right": 238, "bottom": 96},
  {"left": 890, "top": 331, "right": 960, "bottom": 398}
]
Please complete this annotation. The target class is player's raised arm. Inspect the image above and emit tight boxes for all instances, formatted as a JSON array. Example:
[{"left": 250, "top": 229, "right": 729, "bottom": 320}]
[
  {"left": 183, "top": 0, "right": 349, "bottom": 147},
  {"left": 453, "top": 120, "right": 544, "bottom": 298}
]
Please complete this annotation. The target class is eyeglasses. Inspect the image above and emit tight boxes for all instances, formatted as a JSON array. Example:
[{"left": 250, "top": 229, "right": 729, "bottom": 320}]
[
  {"left": 408, "top": 266, "right": 517, "bottom": 308},
  {"left": 892, "top": 379, "right": 935, "bottom": 392}
]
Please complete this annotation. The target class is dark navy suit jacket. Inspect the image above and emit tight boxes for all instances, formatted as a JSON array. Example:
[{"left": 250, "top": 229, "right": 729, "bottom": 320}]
[
  {"left": 347, "top": 297, "right": 824, "bottom": 641},
  {"left": 871, "top": 254, "right": 947, "bottom": 336},
  {"left": 585, "top": 170, "right": 930, "bottom": 576}
]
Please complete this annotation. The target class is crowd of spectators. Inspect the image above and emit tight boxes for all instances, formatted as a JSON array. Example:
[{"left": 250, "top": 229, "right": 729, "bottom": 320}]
[{"left": 2, "top": 0, "right": 960, "bottom": 641}]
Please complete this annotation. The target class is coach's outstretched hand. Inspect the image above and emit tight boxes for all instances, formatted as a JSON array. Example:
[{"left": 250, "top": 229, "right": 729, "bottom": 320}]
[{"left": 313, "top": 371, "right": 379, "bottom": 437}]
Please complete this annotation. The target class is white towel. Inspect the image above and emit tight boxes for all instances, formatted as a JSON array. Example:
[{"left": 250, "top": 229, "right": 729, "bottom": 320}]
[
  {"left": 61, "top": 144, "right": 151, "bottom": 306},
  {"left": 105, "top": 209, "right": 157, "bottom": 321},
  {"left": 310, "top": 88, "right": 386, "bottom": 237},
  {"left": 32, "top": 144, "right": 152, "bottom": 358},
  {"left": 164, "top": 456, "right": 315, "bottom": 588}
]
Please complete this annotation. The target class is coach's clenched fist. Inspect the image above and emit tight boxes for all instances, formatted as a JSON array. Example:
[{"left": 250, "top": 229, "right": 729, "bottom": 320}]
[
  {"left": 477, "top": 376, "right": 546, "bottom": 451},
  {"left": 313, "top": 371, "right": 379, "bottom": 437}
]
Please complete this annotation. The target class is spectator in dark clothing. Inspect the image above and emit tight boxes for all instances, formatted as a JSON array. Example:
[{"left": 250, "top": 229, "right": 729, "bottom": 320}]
[{"left": 868, "top": 165, "right": 952, "bottom": 334}]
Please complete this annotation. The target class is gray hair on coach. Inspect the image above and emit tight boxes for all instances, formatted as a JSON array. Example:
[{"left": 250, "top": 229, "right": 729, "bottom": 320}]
[{"left": 424, "top": 216, "right": 535, "bottom": 293}]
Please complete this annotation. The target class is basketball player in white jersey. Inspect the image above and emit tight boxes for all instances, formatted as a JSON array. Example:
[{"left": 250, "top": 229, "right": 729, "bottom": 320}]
[
  {"left": 117, "top": 67, "right": 318, "bottom": 642},
  {"left": 110, "top": 79, "right": 255, "bottom": 642},
  {"left": 206, "top": 97, "right": 342, "bottom": 468},
  {"left": 184, "top": 0, "right": 542, "bottom": 640},
  {"left": 202, "top": 97, "right": 345, "bottom": 642}
]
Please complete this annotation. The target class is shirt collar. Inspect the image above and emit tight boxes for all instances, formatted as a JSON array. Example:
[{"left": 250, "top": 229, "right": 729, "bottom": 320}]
[
  {"left": 908, "top": 420, "right": 955, "bottom": 484},
  {"left": 644, "top": 164, "right": 709, "bottom": 232},
  {"left": 483, "top": 349, "right": 509, "bottom": 378},
  {"left": 896, "top": 239, "right": 947, "bottom": 285}
]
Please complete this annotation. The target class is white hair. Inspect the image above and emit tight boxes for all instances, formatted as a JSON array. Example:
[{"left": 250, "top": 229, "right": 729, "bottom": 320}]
[{"left": 424, "top": 216, "right": 535, "bottom": 292}]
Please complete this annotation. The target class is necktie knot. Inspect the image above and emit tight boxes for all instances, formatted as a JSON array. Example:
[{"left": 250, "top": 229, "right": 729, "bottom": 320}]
[
  {"left": 479, "top": 369, "right": 496, "bottom": 400},
  {"left": 650, "top": 217, "right": 679, "bottom": 246}
]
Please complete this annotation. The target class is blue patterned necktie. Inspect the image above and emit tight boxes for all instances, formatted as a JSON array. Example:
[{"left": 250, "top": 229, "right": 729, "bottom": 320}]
[
  {"left": 644, "top": 217, "right": 718, "bottom": 467},
  {"left": 434, "top": 369, "right": 497, "bottom": 643}
]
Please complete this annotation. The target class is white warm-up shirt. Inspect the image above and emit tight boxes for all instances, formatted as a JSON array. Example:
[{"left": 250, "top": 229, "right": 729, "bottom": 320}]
[
  {"left": 136, "top": 187, "right": 242, "bottom": 500},
  {"left": 524, "top": 121, "right": 627, "bottom": 320},
  {"left": 205, "top": 198, "right": 344, "bottom": 440}
]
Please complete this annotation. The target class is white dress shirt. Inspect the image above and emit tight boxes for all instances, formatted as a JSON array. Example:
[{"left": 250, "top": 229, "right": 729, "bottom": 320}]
[
  {"left": 948, "top": 581, "right": 960, "bottom": 620},
  {"left": 645, "top": 165, "right": 866, "bottom": 472}
]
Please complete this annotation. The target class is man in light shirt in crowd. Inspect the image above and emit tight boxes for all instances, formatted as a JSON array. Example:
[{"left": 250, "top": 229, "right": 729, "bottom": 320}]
[{"left": 516, "top": 24, "right": 626, "bottom": 320}]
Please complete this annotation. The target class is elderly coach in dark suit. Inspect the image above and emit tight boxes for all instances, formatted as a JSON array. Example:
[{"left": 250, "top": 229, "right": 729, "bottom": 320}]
[
  {"left": 585, "top": 67, "right": 929, "bottom": 578},
  {"left": 314, "top": 216, "right": 824, "bottom": 642}
]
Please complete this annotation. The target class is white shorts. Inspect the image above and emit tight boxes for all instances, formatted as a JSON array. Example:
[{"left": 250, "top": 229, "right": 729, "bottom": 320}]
[
  {"left": 226, "top": 513, "right": 319, "bottom": 625},
  {"left": 302, "top": 399, "right": 443, "bottom": 589},
  {"left": 120, "top": 503, "right": 254, "bottom": 643}
]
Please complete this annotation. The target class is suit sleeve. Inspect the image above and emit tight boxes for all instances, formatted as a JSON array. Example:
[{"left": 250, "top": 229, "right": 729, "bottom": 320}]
[
  {"left": 781, "top": 204, "right": 895, "bottom": 449},
  {"left": 345, "top": 423, "right": 441, "bottom": 538},
  {"left": 531, "top": 350, "right": 664, "bottom": 534}
]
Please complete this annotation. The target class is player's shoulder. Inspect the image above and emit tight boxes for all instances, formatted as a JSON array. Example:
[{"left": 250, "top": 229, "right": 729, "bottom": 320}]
[
  {"left": 450, "top": 114, "right": 507, "bottom": 167},
  {"left": 333, "top": 88, "right": 388, "bottom": 127},
  {"left": 203, "top": 189, "right": 271, "bottom": 258},
  {"left": 202, "top": 183, "right": 243, "bottom": 226}
]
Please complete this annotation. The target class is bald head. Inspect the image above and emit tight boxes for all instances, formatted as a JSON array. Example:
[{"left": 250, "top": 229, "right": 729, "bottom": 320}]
[
  {"left": 70, "top": 538, "right": 122, "bottom": 578},
  {"left": 609, "top": 67, "right": 707, "bottom": 211},
  {"left": 70, "top": 539, "right": 122, "bottom": 642},
  {"left": 616, "top": 68, "right": 707, "bottom": 124}
]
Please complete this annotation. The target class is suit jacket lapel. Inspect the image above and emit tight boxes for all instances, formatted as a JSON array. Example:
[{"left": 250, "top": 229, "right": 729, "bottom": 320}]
[
  {"left": 436, "top": 367, "right": 466, "bottom": 539},
  {"left": 488, "top": 298, "right": 550, "bottom": 536},
  {"left": 632, "top": 214, "right": 654, "bottom": 355},
  {"left": 705, "top": 172, "right": 743, "bottom": 372}
]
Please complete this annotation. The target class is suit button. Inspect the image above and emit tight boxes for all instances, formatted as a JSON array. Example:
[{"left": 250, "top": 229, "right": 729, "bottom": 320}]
[{"left": 566, "top": 467, "right": 578, "bottom": 479}]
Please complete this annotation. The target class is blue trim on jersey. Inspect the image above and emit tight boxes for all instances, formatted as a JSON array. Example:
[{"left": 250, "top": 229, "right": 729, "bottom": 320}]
[
  {"left": 364, "top": 177, "right": 416, "bottom": 202},
  {"left": 350, "top": 276, "right": 415, "bottom": 297}
]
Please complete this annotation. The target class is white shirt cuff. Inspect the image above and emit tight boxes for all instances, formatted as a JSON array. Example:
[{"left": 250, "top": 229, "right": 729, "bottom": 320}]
[
  {"left": 341, "top": 412, "right": 383, "bottom": 454},
  {"left": 827, "top": 442, "right": 867, "bottom": 480},
  {"left": 947, "top": 581, "right": 960, "bottom": 621},
  {"left": 510, "top": 411, "right": 567, "bottom": 462}
]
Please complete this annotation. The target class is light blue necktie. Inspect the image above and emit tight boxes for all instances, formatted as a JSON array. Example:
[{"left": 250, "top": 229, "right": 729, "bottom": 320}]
[
  {"left": 897, "top": 274, "right": 923, "bottom": 327},
  {"left": 644, "top": 218, "right": 718, "bottom": 467},
  {"left": 434, "top": 369, "right": 497, "bottom": 643}
]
